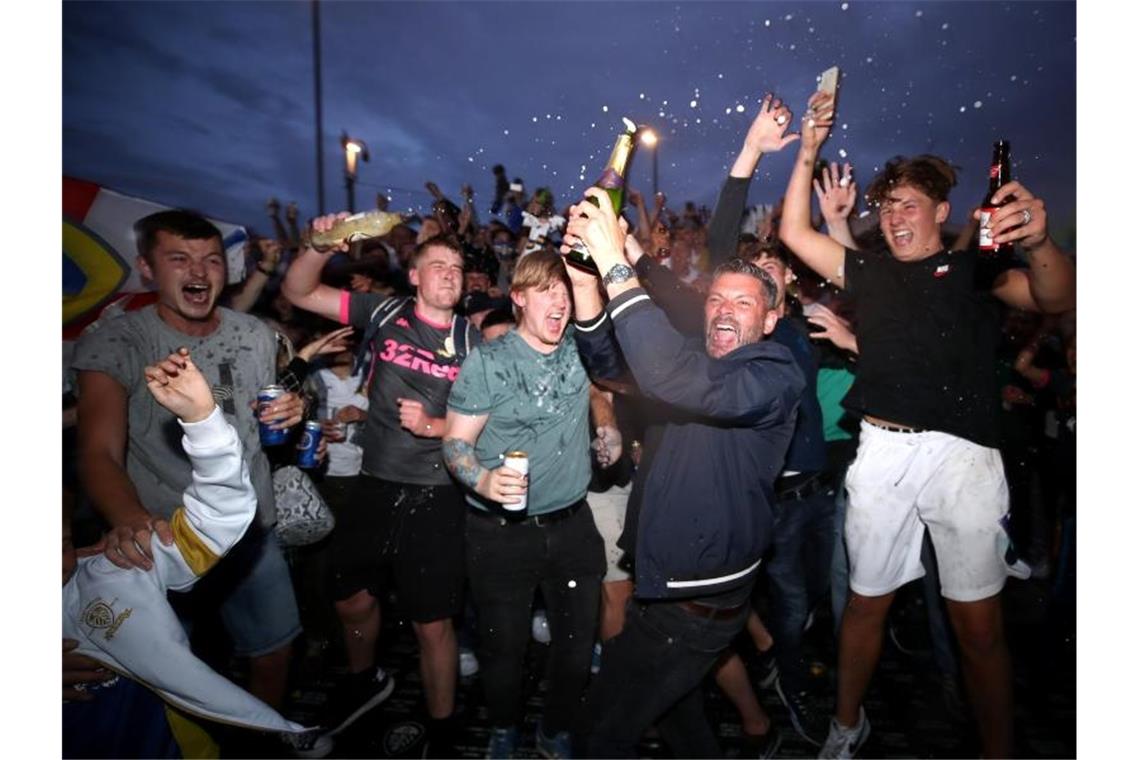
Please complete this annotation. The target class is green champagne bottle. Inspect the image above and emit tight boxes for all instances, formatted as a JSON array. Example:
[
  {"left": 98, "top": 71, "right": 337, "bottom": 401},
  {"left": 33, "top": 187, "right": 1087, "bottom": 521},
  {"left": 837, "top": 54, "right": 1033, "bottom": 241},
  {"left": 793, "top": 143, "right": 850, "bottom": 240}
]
[{"left": 565, "top": 118, "right": 639, "bottom": 274}]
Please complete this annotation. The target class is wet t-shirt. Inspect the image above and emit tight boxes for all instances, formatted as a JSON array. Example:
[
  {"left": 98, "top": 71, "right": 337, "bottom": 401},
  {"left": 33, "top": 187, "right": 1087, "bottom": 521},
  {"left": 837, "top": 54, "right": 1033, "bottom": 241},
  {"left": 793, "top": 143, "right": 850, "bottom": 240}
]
[
  {"left": 842, "top": 247, "right": 1005, "bottom": 447},
  {"left": 448, "top": 328, "right": 590, "bottom": 515},
  {"left": 71, "top": 306, "right": 278, "bottom": 526},
  {"left": 345, "top": 294, "right": 475, "bottom": 486}
]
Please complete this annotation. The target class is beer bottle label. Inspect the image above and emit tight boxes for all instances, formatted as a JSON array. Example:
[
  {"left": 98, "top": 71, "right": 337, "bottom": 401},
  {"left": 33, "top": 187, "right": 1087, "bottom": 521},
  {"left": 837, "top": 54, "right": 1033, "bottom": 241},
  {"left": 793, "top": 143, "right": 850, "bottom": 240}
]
[
  {"left": 979, "top": 209, "right": 995, "bottom": 249},
  {"left": 596, "top": 168, "right": 624, "bottom": 190},
  {"left": 989, "top": 165, "right": 1000, "bottom": 179}
]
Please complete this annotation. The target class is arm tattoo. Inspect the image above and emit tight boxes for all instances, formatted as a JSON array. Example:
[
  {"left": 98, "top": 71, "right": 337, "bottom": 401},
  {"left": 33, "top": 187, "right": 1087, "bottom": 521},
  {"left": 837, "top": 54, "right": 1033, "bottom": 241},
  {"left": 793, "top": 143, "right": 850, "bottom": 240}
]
[{"left": 443, "top": 437, "right": 485, "bottom": 492}]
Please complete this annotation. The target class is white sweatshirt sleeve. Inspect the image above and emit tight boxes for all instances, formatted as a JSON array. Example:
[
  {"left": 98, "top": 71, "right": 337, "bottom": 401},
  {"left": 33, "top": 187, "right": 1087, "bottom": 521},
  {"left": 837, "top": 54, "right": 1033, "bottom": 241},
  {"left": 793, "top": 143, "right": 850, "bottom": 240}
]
[{"left": 150, "top": 405, "right": 257, "bottom": 592}]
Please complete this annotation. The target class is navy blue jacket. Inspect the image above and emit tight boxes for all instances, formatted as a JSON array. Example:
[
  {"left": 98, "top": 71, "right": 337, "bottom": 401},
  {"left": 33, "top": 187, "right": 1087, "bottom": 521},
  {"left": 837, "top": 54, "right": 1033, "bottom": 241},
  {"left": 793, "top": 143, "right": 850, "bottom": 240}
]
[
  {"left": 633, "top": 255, "right": 826, "bottom": 474},
  {"left": 575, "top": 288, "right": 804, "bottom": 600}
]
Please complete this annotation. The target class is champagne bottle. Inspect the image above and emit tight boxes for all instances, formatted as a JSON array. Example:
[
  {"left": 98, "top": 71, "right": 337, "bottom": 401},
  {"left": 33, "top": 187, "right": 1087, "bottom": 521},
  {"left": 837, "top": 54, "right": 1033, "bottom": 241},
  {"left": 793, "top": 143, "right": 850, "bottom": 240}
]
[
  {"left": 978, "top": 140, "right": 1013, "bottom": 258},
  {"left": 307, "top": 210, "right": 404, "bottom": 252},
  {"left": 565, "top": 118, "right": 640, "bottom": 274}
]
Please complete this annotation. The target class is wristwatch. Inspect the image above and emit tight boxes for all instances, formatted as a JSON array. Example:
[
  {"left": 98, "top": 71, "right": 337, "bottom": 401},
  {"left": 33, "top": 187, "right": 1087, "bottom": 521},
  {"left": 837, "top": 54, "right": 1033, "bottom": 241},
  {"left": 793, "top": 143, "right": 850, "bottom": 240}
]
[{"left": 601, "top": 263, "right": 636, "bottom": 287}]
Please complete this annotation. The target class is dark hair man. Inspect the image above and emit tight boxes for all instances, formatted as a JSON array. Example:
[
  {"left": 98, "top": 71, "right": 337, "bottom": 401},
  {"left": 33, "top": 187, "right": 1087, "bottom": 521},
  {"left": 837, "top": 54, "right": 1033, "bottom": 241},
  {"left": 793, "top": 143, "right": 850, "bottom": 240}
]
[
  {"left": 72, "top": 209, "right": 305, "bottom": 713},
  {"left": 564, "top": 189, "right": 805, "bottom": 758},
  {"left": 442, "top": 250, "right": 606, "bottom": 759},
  {"left": 779, "top": 90, "right": 1075, "bottom": 759},
  {"left": 282, "top": 219, "right": 478, "bottom": 753}
]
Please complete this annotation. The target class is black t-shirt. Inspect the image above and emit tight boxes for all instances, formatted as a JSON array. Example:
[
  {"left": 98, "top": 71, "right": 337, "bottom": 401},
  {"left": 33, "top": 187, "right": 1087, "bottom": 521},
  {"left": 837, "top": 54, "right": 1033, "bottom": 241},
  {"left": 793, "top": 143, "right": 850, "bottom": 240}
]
[
  {"left": 347, "top": 294, "right": 473, "bottom": 485},
  {"left": 842, "top": 247, "right": 1006, "bottom": 447}
]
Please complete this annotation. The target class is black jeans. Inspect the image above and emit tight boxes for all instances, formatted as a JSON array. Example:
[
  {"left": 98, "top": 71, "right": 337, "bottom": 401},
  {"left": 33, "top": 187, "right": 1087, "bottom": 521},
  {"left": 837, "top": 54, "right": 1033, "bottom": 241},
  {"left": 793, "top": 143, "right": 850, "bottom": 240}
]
[
  {"left": 767, "top": 488, "right": 835, "bottom": 693},
  {"left": 583, "top": 596, "right": 751, "bottom": 758},
  {"left": 465, "top": 501, "right": 604, "bottom": 732}
]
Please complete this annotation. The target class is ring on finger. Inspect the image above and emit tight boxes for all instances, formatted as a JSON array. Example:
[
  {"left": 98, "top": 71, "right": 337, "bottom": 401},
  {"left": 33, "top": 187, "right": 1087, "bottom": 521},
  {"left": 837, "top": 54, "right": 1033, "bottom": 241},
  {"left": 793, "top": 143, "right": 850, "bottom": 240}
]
[{"left": 1021, "top": 209, "right": 1032, "bottom": 225}]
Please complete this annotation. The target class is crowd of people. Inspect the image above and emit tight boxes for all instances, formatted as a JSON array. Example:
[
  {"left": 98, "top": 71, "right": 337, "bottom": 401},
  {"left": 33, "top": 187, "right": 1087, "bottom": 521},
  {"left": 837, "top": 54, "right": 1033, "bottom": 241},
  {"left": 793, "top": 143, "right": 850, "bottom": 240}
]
[{"left": 62, "top": 83, "right": 1075, "bottom": 760}]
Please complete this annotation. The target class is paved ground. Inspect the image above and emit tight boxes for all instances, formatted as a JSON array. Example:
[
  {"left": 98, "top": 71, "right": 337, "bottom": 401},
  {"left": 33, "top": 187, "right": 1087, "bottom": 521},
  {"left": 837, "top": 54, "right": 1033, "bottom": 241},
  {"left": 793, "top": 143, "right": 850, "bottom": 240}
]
[{"left": 207, "top": 542, "right": 1076, "bottom": 759}]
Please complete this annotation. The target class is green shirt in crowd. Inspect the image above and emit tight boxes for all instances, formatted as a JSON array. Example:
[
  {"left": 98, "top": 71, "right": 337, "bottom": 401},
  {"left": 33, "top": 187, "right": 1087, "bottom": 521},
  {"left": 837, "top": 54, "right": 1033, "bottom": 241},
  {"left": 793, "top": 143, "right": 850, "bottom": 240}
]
[{"left": 447, "top": 328, "right": 591, "bottom": 515}]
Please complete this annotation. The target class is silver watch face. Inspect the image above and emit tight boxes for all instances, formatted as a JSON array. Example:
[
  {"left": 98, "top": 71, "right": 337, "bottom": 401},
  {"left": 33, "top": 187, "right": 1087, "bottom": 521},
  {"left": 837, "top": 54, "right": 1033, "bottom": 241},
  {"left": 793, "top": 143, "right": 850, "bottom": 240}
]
[{"left": 604, "top": 264, "right": 634, "bottom": 285}]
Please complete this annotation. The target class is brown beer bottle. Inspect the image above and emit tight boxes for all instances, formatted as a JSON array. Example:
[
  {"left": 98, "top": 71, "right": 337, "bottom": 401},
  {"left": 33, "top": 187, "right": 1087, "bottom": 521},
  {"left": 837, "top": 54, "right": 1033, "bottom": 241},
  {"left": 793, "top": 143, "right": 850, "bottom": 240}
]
[
  {"left": 978, "top": 140, "right": 1014, "bottom": 257},
  {"left": 565, "top": 119, "right": 639, "bottom": 274}
]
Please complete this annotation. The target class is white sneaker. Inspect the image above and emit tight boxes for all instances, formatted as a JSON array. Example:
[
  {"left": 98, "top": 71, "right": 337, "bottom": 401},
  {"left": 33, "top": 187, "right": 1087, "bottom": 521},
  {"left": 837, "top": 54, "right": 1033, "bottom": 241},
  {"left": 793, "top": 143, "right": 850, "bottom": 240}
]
[
  {"left": 818, "top": 708, "right": 870, "bottom": 759},
  {"left": 459, "top": 647, "right": 480, "bottom": 677},
  {"left": 531, "top": 609, "right": 551, "bottom": 644}
]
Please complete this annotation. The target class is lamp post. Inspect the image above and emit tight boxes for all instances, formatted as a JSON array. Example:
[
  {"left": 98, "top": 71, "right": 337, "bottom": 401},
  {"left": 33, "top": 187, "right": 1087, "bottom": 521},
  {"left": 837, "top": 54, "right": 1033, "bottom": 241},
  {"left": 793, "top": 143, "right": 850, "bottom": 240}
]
[
  {"left": 340, "top": 132, "right": 370, "bottom": 213},
  {"left": 640, "top": 128, "right": 659, "bottom": 198}
]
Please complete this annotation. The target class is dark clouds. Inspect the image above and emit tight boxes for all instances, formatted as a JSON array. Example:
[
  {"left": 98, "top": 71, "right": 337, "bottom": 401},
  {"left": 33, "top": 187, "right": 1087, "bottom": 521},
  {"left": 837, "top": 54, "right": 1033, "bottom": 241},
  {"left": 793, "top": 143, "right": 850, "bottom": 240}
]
[{"left": 63, "top": 1, "right": 1076, "bottom": 247}]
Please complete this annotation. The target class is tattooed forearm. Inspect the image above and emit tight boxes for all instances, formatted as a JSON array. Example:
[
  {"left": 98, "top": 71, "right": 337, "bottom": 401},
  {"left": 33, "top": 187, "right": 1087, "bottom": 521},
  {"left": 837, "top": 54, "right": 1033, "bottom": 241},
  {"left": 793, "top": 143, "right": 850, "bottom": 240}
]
[{"left": 443, "top": 437, "right": 485, "bottom": 492}]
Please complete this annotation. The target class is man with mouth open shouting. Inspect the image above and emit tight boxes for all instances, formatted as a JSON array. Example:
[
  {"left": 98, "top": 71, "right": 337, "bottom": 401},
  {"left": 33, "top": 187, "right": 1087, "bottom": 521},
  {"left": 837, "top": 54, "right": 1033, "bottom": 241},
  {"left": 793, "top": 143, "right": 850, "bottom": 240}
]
[
  {"left": 443, "top": 249, "right": 606, "bottom": 759},
  {"left": 779, "top": 90, "right": 1075, "bottom": 759},
  {"left": 72, "top": 209, "right": 306, "bottom": 716},
  {"left": 563, "top": 189, "right": 804, "bottom": 758}
]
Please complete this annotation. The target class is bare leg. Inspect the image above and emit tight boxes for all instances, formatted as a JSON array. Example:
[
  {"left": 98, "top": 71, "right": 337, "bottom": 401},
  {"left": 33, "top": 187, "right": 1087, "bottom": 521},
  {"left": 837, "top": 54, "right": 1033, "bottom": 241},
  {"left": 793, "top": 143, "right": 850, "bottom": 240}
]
[
  {"left": 747, "top": 610, "right": 774, "bottom": 652},
  {"left": 945, "top": 595, "right": 1013, "bottom": 758},
  {"left": 714, "top": 651, "right": 772, "bottom": 736},
  {"left": 413, "top": 618, "right": 458, "bottom": 718},
  {"left": 599, "top": 579, "right": 634, "bottom": 641},
  {"left": 248, "top": 643, "right": 292, "bottom": 708},
  {"left": 834, "top": 591, "right": 895, "bottom": 727},
  {"left": 335, "top": 589, "right": 380, "bottom": 674}
]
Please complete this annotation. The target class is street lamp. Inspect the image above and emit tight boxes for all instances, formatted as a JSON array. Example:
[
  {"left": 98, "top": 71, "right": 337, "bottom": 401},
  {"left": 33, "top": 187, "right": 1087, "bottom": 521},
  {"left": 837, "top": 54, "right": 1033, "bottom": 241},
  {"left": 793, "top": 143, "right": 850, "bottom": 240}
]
[
  {"left": 639, "top": 128, "right": 659, "bottom": 198},
  {"left": 340, "top": 131, "right": 370, "bottom": 213}
]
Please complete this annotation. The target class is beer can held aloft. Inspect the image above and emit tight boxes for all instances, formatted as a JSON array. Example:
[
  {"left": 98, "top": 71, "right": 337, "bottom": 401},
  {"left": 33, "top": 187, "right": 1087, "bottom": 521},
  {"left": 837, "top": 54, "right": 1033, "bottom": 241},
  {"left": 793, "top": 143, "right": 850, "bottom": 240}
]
[
  {"left": 257, "top": 385, "right": 291, "bottom": 446},
  {"left": 502, "top": 451, "right": 529, "bottom": 512},
  {"left": 296, "top": 421, "right": 323, "bottom": 469}
]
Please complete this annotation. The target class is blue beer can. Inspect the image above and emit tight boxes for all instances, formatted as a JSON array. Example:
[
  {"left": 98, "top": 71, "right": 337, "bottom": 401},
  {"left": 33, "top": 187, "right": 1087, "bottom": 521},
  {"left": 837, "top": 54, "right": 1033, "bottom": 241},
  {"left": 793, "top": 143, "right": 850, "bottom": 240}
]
[
  {"left": 296, "top": 421, "right": 323, "bottom": 469},
  {"left": 257, "top": 385, "right": 290, "bottom": 446}
]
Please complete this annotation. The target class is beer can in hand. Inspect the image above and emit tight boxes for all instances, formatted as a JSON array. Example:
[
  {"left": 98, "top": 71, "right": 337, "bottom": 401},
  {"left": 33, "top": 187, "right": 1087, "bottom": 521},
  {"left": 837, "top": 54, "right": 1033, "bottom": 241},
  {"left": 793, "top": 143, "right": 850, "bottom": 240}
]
[
  {"left": 296, "top": 421, "right": 323, "bottom": 469},
  {"left": 257, "top": 385, "right": 290, "bottom": 446},
  {"left": 502, "top": 451, "right": 529, "bottom": 512}
]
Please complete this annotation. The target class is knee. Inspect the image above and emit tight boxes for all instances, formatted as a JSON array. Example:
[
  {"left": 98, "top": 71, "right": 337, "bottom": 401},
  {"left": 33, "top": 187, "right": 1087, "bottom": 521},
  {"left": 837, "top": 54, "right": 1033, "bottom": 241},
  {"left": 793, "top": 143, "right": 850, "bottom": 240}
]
[
  {"left": 413, "top": 619, "right": 455, "bottom": 649},
  {"left": 250, "top": 643, "right": 292, "bottom": 671},
  {"left": 953, "top": 617, "right": 1004, "bottom": 658},
  {"left": 842, "top": 593, "right": 892, "bottom": 626},
  {"left": 335, "top": 590, "right": 377, "bottom": 624}
]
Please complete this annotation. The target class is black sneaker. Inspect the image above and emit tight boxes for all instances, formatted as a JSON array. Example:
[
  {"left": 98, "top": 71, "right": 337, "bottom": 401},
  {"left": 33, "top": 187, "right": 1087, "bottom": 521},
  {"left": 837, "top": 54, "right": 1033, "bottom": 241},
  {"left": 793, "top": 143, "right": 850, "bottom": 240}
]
[
  {"left": 324, "top": 667, "right": 395, "bottom": 737},
  {"left": 774, "top": 677, "right": 826, "bottom": 746},
  {"left": 740, "top": 727, "right": 782, "bottom": 759}
]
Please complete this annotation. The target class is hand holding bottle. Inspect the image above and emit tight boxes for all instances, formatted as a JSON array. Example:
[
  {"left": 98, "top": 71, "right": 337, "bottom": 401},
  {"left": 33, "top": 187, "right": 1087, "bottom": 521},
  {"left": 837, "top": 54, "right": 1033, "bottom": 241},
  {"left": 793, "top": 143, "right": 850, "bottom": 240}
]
[{"left": 564, "top": 188, "right": 627, "bottom": 277}]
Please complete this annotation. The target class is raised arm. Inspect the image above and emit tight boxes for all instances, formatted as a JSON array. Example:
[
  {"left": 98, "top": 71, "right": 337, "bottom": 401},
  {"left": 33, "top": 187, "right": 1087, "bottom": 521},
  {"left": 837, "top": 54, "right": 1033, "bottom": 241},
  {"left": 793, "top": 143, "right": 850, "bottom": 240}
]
[
  {"left": 281, "top": 212, "right": 352, "bottom": 322},
  {"left": 813, "top": 162, "right": 859, "bottom": 250},
  {"left": 708, "top": 94, "right": 798, "bottom": 263},
  {"left": 979, "top": 181, "right": 1076, "bottom": 314},
  {"left": 779, "top": 91, "right": 848, "bottom": 288},
  {"left": 228, "top": 238, "right": 282, "bottom": 313}
]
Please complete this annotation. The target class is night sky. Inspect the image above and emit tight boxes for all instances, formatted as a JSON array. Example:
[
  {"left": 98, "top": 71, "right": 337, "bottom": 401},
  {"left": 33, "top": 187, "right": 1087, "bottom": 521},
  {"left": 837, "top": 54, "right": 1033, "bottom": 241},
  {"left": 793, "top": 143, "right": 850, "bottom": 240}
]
[{"left": 63, "top": 1, "right": 1076, "bottom": 246}]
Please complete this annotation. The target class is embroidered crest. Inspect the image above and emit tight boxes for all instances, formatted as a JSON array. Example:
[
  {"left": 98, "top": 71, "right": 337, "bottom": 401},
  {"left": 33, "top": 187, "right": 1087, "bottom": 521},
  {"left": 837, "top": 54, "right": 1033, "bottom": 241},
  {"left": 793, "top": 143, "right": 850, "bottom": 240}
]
[
  {"left": 933, "top": 264, "right": 951, "bottom": 278},
  {"left": 82, "top": 598, "right": 134, "bottom": 640},
  {"left": 395, "top": 317, "right": 411, "bottom": 329},
  {"left": 438, "top": 336, "right": 456, "bottom": 359}
]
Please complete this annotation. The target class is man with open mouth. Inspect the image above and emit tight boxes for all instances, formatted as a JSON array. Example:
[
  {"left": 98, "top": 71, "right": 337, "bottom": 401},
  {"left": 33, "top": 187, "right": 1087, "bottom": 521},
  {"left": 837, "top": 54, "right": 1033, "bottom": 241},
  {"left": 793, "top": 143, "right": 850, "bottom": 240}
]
[
  {"left": 564, "top": 189, "right": 804, "bottom": 758},
  {"left": 779, "top": 89, "right": 1075, "bottom": 759},
  {"left": 443, "top": 249, "right": 609, "bottom": 760},
  {"left": 72, "top": 209, "right": 307, "bottom": 731}
]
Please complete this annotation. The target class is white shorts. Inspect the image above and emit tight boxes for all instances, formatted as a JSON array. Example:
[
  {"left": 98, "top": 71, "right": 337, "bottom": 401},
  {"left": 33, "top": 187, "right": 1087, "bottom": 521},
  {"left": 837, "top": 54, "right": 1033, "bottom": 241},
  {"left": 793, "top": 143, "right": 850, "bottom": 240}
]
[
  {"left": 587, "top": 483, "right": 632, "bottom": 583},
  {"left": 844, "top": 421, "right": 1010, "bottom": 603}
]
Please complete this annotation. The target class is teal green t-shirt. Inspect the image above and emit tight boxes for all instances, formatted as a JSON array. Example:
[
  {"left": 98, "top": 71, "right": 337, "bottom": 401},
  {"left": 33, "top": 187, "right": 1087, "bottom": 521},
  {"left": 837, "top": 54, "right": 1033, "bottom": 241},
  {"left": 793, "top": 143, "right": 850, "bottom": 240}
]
[
  {"left": 817, "top": 366, "right": 857, "bottom": 442},
  {"left": 447, "top": 328, "right": 591, "bottom": 515}
]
